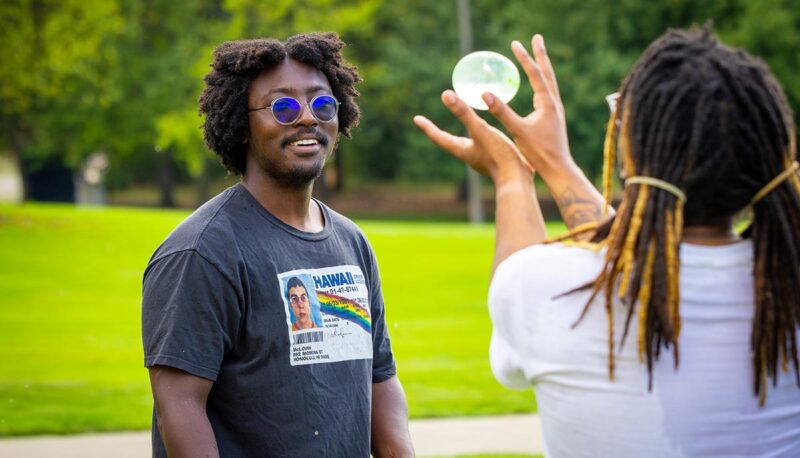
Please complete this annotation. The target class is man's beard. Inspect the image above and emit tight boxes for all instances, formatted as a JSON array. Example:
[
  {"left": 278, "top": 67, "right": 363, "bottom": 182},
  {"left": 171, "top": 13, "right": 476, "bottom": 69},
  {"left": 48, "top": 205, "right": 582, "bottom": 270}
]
[
  {"left": 264, "top": 156, "right": 326, "bottom": 188},
  {"left": 251, "top": 129, "right": 334, "bottom": 188}
]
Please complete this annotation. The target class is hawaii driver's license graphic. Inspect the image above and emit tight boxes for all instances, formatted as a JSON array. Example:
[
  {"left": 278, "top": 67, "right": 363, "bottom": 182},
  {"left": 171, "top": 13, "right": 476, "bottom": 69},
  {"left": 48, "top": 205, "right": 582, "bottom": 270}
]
[{"left": 278, "top": 265, "right": 373, "bottom": 366}]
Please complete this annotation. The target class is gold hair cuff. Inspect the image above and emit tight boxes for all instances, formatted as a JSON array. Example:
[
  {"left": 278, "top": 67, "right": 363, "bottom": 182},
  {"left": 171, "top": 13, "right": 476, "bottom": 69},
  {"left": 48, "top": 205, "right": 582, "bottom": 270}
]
[
  {"left": 751, "top": 161, "right": 800, "bottom": 204},
  {"left": 624, "top": 176, "right": 687, "bottom": 203}
]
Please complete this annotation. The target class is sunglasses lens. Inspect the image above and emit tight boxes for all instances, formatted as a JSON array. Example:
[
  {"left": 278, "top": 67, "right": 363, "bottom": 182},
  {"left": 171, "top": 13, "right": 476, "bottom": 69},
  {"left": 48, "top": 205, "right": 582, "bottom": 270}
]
[
  {"left": 271, "top": 97, "right": 302, "bottom": 124},
  {"left": 311, "top": 95, "right": 338, "bottom": 122}
]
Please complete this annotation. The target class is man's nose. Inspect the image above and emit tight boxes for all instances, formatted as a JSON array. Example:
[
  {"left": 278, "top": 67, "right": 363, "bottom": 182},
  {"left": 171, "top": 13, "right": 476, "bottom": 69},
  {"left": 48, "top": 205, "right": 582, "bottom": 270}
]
[{"left": 294, "top": 103, "right": 317, "bottom": 127}]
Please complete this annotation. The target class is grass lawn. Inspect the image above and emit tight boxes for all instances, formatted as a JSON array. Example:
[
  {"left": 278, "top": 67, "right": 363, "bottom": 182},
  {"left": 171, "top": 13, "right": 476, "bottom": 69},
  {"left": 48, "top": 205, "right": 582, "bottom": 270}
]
[{"left": 0, "top": 203, "right": 565, "bottom": 436}]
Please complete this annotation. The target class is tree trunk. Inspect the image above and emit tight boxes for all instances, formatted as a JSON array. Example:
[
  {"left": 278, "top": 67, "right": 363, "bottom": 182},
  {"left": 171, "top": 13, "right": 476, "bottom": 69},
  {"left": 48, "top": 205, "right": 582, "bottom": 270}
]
[
  {"left": 10, "top": 128, "right": 32, "bottom": 201},
  {"left": 195, "top": 155, "right": 211, "bottom": 207},
  {"left": 158, "top": 147, "right": 176, "bottom": 207},
  {"left": 334, "top": 149, "right": 344, "bottom": 192}
]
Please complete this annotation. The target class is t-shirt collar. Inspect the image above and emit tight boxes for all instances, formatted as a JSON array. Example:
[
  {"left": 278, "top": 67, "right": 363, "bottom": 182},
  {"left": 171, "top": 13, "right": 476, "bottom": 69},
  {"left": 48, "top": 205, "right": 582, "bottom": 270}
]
[{"left": 234, "top": 183, "right": 333, "bottom": 242}]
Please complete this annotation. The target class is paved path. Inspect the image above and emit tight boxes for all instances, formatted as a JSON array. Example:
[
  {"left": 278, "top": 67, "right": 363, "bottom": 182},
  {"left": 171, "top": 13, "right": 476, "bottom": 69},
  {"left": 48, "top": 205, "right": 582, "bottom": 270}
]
[{"left": 0, "top": 413, "right": 542, "bottom": 457}]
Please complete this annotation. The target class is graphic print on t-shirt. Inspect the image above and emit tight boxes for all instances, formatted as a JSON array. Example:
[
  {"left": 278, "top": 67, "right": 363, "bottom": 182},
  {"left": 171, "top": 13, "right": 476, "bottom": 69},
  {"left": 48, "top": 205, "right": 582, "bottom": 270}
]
[{"left": 278, "top": 265, "right": 373, "bottom": 366}]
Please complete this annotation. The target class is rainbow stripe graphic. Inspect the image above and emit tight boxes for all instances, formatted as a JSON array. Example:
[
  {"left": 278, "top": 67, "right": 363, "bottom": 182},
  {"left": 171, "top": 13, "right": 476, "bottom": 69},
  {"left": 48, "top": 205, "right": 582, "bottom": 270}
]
[{"left": 317, "top": 291, "right": 371, "bottom": 332}]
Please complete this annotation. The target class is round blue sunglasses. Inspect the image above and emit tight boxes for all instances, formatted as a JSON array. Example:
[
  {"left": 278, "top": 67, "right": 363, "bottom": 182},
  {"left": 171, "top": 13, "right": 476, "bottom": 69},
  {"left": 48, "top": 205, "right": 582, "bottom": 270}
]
[{"left": 248, "top": 95, "right": 340, "bottom": 125}]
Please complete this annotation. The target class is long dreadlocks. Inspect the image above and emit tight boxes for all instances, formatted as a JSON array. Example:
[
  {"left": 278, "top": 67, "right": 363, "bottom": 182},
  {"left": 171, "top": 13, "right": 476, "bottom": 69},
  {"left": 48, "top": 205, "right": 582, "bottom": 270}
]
[{"left": 558, "top": 27, "right": 800, "bottom": 403}]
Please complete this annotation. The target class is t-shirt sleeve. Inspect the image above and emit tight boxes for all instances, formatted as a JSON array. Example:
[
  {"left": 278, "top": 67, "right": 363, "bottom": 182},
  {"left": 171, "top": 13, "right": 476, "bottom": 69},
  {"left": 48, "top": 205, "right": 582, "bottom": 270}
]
[
  {"left": 142, "top": 250, "right": 241, "bottom": 381},
  {"left": 366, "top": 246, "right": 397, "bottom": 383},
  {"left": 488, "top": 251, "right": 535, "bottom": 389}
]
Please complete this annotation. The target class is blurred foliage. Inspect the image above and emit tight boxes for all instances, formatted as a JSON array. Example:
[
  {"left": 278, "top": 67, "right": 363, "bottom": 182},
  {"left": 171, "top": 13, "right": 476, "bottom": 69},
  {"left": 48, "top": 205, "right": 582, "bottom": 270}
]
[{"left": 1, "top": 0, "right": 798, "bottom": 200}]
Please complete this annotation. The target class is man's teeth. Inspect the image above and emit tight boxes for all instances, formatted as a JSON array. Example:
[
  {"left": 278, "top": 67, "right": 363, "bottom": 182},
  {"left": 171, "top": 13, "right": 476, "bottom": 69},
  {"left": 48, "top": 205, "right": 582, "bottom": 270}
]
[{"left": 290, "top": 139, "right": 319, "bottom": 146}]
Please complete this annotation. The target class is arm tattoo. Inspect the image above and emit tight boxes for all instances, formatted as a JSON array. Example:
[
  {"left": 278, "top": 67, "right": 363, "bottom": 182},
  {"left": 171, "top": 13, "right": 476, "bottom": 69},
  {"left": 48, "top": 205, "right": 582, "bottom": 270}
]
[{"left": 554, "top": 187, "right": 604, "bottom": 229}]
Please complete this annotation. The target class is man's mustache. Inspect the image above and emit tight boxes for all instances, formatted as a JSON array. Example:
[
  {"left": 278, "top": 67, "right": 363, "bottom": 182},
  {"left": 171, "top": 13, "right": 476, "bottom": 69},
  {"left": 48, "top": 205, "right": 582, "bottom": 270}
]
[{"left": 281, "top": 128, "right": 329, "bottom": 148}]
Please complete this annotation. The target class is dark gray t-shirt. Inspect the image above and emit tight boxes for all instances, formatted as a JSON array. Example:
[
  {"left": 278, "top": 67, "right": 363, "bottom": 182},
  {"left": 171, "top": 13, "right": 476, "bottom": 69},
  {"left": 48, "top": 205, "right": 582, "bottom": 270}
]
[{"left": 142, "top": 184, "right": 396, "bottom": 457}]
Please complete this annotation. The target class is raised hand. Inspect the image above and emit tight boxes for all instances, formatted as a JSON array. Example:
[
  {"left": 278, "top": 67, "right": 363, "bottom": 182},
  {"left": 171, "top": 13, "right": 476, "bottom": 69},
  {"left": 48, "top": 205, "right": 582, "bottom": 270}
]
[
  {"left": 483, "top": 35, "right": 573, "bottom": 177},
  {"left": 413, "top": 90, "right": 532, "bottom": 185},
  {"left": 414, "top": 81, "right": 546, "bottom": 275},
  {"left": 484, "top": 35, "right": 608, "bottom": 229}
]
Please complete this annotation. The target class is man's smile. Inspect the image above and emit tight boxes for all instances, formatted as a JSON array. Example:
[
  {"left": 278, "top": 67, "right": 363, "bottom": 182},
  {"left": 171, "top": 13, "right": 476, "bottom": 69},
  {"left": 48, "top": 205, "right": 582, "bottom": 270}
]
[
  {"left": 286, "top": 138, "right": 324, "bottom": 155},
  {"left": 281, "top": 129, "right": 328, "bottom": 151},
  {"left": 289, "top": 138, "right": 320, "bottom": 147}
]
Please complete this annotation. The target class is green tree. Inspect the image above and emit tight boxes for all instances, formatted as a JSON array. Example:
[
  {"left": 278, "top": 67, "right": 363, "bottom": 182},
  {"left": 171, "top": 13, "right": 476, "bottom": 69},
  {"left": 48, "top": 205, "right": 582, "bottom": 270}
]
[
  {"left": 102, "top": 0, "right": 227, "bottom": 206},
  {"left": 720, "top": 0, "right": 800, "bottom": 135},
  {"left": 4, "top": 0, "right": 797, "bottom": 206},
  {"left": 0, "top": 0, "right": 123, "bottom": 199},
  {"left": 342, "top": 1, "right": 468, "bottom": 183}
]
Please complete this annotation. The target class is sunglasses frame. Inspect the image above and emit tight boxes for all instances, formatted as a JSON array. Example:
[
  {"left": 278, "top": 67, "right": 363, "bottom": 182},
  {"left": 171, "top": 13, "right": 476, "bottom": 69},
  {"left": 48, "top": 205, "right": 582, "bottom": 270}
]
[{"left": 248, "top": 95, "right": 340, "bottom": 126}]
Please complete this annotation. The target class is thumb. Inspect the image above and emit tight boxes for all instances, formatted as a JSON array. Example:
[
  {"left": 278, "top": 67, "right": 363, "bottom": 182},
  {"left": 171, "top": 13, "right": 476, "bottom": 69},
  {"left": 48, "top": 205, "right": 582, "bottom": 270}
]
[{"left": 482, "top": 93, "right": 524, "bottom": 137}]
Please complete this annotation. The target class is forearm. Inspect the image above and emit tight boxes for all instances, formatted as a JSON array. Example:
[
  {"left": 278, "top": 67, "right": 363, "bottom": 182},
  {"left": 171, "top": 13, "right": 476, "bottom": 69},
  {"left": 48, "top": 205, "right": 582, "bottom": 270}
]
[
  {"left": 155, "top": 399, "right": 219, "bottom": 458},
  {"left": 149, "top": 366, "right": 218, "bottom": 458},
  {"left": 492, "top": 170, "right": 546, "bottom": 276},
  {"left": 537, "top": 159, "right": 608, "bottom": 230},
  {"left": 371, "top": 376, "right": 414, "bottom": 458}
]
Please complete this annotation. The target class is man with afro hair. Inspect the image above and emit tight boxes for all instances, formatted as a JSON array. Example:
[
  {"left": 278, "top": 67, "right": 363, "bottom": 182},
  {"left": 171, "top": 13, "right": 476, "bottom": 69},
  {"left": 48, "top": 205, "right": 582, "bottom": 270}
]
[{"left": 142, "top": 32, "right": 414, "bottom": 457}]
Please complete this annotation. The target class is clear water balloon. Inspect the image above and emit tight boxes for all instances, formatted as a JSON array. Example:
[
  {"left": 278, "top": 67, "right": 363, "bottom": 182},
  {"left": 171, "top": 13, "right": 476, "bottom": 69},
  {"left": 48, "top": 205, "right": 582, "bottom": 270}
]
[{"left": 452, "top": 51, "right": 520, "bottom": 110}]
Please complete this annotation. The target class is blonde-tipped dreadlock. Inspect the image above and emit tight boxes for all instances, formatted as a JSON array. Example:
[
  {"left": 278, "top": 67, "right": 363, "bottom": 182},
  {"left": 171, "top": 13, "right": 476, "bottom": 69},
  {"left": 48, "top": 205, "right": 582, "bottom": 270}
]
[
  {"left": 558, "top": 27, "right": 800, "bottom": 403},
  {"left": 601, "top": 107, "right": 619, "bottom": 218}
]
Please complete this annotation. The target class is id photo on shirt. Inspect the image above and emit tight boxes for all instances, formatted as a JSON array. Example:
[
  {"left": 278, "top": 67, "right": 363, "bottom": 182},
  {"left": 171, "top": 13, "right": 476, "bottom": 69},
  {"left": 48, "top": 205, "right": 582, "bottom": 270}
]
[{"left": 282, "top": 274, "right": 324, "bottom": 332}]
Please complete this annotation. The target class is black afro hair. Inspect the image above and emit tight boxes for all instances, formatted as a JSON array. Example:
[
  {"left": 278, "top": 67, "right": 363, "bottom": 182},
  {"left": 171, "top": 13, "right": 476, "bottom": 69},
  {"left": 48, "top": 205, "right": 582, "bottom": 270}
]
[{"left": 199, "top": 32, "right": 362, "bottom": 175}]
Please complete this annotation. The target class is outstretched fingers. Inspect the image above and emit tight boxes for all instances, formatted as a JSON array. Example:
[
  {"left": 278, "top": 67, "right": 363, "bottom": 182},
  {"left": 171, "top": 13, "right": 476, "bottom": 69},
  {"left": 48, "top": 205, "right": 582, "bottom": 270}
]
[
  {"left": 511, "top": 40, "right": 555, "bottom": 112},
  {"left": 413, "top": 115, "right": 470, "bottom": 160},
  {"left": 439, "top": 90, "right": 487, "bottom": 134},
  {"left": 482, "top": 94, "right": 534, "bottom": 172},
  {"left": 482, "top": 93, "right": 524, "bottom": 137},
  {"left": 531, "top": 34, "right": 562, "bottom": 104}
]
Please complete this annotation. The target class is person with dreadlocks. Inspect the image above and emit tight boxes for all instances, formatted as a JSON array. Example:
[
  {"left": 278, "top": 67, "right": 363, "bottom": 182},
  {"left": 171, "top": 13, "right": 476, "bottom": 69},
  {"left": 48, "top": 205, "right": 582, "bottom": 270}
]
[
  {"left": 142, "top": 33, "right": 414, "bottom": 457},
  {"left": 416, "top": 28, "right": 800, "bottom": 456}
]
